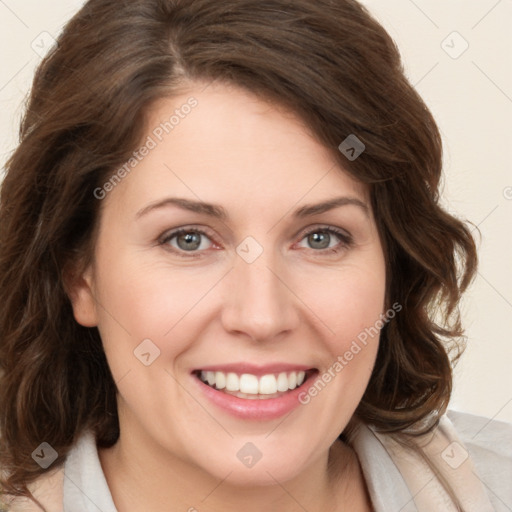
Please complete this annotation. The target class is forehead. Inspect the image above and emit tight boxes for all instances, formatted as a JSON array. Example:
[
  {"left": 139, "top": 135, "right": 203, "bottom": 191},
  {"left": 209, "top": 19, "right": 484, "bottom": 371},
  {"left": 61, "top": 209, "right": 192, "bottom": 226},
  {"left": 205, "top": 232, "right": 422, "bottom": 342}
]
[{"left": 105, "top": 81, "right": 369, "bottom": 215}]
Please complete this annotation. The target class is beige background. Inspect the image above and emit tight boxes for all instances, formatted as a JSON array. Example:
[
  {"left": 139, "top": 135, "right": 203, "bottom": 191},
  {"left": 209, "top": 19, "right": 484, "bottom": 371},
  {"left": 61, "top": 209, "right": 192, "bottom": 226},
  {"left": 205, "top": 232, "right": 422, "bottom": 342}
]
[{"left": 1, "top": 1, "right": 511, "bottom": 423}]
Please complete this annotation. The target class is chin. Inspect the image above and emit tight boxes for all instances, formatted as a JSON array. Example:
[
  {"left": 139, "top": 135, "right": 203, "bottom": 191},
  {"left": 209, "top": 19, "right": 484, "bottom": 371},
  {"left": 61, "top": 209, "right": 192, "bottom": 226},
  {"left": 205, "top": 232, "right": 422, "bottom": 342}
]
[{"left": 194, "top": 448, "right": 310, "bottom": 488}]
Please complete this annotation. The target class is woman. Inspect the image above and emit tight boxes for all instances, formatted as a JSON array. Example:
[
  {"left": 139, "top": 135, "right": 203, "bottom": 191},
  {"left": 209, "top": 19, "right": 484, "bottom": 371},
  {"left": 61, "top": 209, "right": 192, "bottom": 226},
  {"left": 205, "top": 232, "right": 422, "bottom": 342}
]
[{"left": 0, "top": 0, "right": 510, "bottom": 511}]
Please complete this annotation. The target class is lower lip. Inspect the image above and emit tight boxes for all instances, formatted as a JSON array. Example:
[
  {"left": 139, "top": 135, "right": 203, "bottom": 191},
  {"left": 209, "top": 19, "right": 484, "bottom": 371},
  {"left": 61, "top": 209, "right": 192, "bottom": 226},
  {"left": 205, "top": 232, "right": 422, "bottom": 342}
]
[{"left": 191, "top": 371, "right": 318, "bottom": 421}]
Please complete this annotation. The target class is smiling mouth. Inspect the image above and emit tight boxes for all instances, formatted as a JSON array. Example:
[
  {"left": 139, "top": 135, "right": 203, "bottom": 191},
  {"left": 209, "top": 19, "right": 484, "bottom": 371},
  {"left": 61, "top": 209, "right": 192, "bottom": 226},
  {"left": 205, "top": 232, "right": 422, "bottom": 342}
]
[{"left": 192, "top": 368, "right": 318, "bottom": 399}]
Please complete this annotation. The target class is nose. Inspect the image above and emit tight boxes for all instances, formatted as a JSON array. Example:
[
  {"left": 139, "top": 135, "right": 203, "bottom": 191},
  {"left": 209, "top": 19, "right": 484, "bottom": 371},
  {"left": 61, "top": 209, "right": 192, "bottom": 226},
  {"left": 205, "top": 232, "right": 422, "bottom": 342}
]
[{"left": 220, "top": 252, "right": 300, "bottom": 343}]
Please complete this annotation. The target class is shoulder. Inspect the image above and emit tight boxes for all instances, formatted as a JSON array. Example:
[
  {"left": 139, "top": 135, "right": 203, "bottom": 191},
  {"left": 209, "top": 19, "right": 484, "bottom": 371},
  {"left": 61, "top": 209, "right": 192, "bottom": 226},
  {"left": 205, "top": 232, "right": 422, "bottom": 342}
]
[
  {"left": 446, "top": 409, "right": 512, "bottom": 504},
  {"left": 406, "top": 409, "right": 511, "bottom": 510},
  {"left": 446, "top": 408, "right": 512, "bottom": 454},
  {"left": 1, "top": 465, "right": 64, "bottom": 512},
  {"left": 3, "top": 429, "right": 112, "bottom": 512},
  {"left": 350, "top": 409, "right": 512, "bottom": 511}
]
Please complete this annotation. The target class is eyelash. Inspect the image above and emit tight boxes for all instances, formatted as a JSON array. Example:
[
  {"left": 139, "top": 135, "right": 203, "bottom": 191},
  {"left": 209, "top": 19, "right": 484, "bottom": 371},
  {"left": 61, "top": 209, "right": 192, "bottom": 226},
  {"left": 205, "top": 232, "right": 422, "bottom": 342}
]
[
  {"left": 159, "top": 225, "right": 354, "bottom": 258},
  {"left": 299, "top": 226, "right": 353, "bottom": 254}
]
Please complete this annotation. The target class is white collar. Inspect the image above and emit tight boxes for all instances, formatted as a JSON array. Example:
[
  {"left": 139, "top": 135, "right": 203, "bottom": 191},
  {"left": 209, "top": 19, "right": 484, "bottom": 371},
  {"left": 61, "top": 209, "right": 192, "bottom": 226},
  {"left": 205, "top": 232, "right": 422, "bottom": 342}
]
[{"left": 63, "top": 431, "right": 117, "bottom": 512}]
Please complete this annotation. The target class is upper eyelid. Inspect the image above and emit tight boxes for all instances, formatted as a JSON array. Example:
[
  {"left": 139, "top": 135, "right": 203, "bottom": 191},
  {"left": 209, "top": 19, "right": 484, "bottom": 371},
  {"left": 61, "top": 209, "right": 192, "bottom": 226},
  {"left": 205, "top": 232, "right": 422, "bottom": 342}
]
[
  {"left": 160, "top": 225, "right": 218, "bottom": 242},
  {"left": 296, "top": 224, "right": 351, "bottom": 239}
]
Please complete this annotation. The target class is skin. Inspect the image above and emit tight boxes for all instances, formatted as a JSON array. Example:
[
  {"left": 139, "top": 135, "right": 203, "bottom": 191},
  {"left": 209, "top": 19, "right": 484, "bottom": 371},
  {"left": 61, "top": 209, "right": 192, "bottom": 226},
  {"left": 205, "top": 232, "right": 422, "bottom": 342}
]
[{"left": 69, "top": 80, "right": 386, "bottom": 512}]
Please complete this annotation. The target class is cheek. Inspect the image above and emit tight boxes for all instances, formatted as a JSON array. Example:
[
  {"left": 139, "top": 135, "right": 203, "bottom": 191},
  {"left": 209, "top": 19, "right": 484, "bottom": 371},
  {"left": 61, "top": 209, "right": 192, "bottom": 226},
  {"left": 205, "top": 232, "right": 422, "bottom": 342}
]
[
  {"left": 92, "top": 255, "right": 222, "bottom": 367},
  {"left": 289, "top": 263, "right": 385, "bottom": 439},
  {"left": 292, "top": 262, "right": 386, "bottom": 417},
  {"left": 298, "top": 261, "right": 386, "bottom": 349}
]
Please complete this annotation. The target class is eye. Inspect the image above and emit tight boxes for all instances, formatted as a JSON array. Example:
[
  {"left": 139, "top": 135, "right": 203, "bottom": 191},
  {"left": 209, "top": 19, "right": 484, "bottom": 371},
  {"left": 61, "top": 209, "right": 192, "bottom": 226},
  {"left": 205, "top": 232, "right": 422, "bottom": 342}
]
[
  {"left": 296, "top": 226, "right": 353, "bottom": 254},
  {"left": 160, "top": 228, "right": 215, "bottom": 254}
]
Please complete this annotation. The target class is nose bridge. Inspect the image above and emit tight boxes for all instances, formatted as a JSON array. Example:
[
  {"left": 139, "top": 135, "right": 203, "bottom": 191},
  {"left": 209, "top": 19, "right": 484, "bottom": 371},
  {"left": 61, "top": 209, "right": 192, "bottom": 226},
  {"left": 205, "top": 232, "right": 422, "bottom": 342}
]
[{"left": 221, "top": 247, "right": 297, "bottom": 341}]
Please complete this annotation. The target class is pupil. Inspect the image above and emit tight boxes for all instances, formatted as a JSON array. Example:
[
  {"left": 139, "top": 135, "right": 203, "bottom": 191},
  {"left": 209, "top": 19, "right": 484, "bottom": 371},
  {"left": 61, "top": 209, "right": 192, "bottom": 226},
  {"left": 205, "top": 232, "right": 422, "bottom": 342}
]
[
  {"left": 177, "top": 232, "right": 201, "bottom": 251},
  {"left": 309, "top": 232, "right": 330, "bottom": 249}
]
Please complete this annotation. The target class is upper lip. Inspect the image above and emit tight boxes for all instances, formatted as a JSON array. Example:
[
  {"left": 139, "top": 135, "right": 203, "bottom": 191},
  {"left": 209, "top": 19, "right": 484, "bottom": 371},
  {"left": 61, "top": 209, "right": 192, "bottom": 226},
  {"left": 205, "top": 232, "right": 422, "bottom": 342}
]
[{"left": 192, "top": 362, "right": 317, "bottom": 377}]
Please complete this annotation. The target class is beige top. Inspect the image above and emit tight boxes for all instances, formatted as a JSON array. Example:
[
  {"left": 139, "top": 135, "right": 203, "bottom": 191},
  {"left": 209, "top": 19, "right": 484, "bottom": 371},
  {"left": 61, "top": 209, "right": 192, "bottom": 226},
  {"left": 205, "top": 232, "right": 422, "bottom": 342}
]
[{"left": 3, "top": 410, "right": 511, "bottom": 511}]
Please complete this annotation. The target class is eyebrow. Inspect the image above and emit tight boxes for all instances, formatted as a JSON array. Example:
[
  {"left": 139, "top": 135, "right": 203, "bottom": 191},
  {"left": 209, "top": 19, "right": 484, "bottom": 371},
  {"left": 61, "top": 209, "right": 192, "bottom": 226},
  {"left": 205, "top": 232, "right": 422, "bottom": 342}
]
[
  {"left": 293, "top": 196, "right": 368, "bottom": 218},
  {"left": 135, "top": 195, "right": 368, "bottom": 220},
  {"left": 136, "top": 197, "right": 227, "bottom": 220}
]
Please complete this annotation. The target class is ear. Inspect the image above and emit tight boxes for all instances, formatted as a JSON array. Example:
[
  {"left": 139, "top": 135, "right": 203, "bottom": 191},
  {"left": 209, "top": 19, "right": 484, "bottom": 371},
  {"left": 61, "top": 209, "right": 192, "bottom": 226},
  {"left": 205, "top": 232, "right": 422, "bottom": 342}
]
[{"left": 63, "top": 262, "right": 98, "bottom": 327}]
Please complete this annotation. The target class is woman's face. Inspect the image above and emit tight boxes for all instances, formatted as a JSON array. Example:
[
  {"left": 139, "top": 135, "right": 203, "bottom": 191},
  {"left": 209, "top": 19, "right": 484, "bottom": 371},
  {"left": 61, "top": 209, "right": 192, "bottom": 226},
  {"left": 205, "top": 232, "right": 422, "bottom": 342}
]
[{"left": 72, "top": 81, "right": 386, "bottom": 486}]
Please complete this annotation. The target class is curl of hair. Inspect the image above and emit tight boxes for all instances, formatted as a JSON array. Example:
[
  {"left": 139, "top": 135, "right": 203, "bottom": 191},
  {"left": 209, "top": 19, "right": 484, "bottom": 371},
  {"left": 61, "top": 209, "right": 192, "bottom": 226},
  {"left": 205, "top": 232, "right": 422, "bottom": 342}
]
[{"left": 0, "top": 0, "right": 477, "bottom": 507}]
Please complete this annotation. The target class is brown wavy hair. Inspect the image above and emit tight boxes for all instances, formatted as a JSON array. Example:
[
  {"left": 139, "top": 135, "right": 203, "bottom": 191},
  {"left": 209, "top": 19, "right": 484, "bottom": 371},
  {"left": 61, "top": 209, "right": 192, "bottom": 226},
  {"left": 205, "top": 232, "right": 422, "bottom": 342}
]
[{"left": 0, "top": 0, "right": 477, "bottom": 508}]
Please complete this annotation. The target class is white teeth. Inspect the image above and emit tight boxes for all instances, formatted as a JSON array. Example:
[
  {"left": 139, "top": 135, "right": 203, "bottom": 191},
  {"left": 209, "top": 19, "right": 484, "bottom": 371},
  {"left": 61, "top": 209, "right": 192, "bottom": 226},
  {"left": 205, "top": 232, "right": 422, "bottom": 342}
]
[
  {"left": 288, "top": 372, "right": 297, "bottom": 390},
  {"left": 225, "top": 372, "right": 239, "bottom": 391},
  {"left": 199, "top": 370, "right": 307, "bottom": 395},
  {"left": 215, "top": 371, "right": 226, "bottom": 390},
  {"left": 206, "top": 371, "right": 215, "bottom": 387},
  {"left": 259, "top": 374, "right": 277, "bottom": 394},
  {"left": 276, "top": 372, "right": 289, "bottom": 392},
  {"left": 240, "top": 374, "right": 259, "bottom": 394}
]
